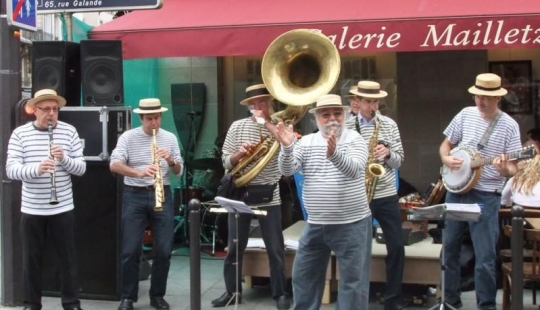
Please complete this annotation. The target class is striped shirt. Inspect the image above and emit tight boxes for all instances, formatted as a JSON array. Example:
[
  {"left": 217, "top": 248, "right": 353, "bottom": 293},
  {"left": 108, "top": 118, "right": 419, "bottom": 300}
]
[
  {"left": 444, "top": 107, "right": 522, "bottom": 192},
  {"left": 6, "top": 121, "right": 86, "bottom": 215},
  {"left": 222, "top": 118, "right": 281, "bottom": 207},
  {"left": 110, "top": 127, "right": 183, "bottom": 187},
  {"left": 279, "top": 128, "right": 371, "bottom": 225},
  {"left": 346, "top": 112, "right": 404, "bottom": 199}
]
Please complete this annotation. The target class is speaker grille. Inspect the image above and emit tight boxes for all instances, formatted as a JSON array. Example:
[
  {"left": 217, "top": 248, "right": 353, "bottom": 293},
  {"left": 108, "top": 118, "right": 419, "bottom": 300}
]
[
  {"left": 80, "top": 40, "right": 124, "bottom": 106},
  {"left": 32, "top": 41, "right": 81, "bottom": 106}
]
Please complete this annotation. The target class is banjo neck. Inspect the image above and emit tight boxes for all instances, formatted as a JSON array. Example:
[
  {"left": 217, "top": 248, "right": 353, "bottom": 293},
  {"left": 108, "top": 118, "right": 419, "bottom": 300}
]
[{"left": 470, "top": 149, "right": 531, "bottom": 169}]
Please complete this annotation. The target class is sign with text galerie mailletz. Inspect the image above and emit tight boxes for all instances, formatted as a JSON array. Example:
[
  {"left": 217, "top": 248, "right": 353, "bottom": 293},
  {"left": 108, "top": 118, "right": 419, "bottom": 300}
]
[{"left": 36, "top": 0, "right": 162, "bottom": 13}]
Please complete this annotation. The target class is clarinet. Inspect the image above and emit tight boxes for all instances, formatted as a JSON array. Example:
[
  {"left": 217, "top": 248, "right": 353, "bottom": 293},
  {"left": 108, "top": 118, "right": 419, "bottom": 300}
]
[{"left": 48, "top": 120, "right": 59, "bottom": 205}]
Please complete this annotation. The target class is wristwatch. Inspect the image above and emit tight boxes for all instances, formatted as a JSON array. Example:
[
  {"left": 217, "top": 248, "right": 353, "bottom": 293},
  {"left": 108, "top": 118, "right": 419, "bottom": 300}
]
[{"left": 168, "top": 159, "right": 177, "bottom": 167}]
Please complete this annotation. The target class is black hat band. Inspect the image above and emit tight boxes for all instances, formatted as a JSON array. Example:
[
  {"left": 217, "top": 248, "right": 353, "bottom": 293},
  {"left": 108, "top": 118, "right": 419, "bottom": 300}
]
[{"left": 246, "top": 88, "right": 270, "bottom": 99}]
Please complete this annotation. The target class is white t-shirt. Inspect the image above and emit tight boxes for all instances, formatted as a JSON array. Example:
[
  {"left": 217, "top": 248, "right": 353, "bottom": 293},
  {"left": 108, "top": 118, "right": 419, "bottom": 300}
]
[{"left": 501, "top": 177, "right": 540, "bottom": 207}]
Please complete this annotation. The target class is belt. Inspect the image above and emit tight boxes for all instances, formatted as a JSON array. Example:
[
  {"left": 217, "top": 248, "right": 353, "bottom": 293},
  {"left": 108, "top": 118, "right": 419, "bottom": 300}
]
[{"left": 125, "top": 185, "right": 170, "bottom": 190}]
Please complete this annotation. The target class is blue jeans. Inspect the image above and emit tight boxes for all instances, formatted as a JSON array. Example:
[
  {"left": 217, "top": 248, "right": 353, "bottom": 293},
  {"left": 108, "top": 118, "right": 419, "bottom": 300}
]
[
  {"left": 292, "top": 216, "right": 372, "bottom": 310},
  {"left": 120, "top": 185, "right": 174, "bottom": 301},
  {"left": 444, "top": 190, "right": 500, "bottom": 310}
]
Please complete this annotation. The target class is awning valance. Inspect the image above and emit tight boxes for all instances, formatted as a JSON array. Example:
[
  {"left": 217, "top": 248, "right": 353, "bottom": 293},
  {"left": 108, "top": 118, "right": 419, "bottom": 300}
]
[{"left": 89, "top": 0, "right": 540, "bottom": 59}]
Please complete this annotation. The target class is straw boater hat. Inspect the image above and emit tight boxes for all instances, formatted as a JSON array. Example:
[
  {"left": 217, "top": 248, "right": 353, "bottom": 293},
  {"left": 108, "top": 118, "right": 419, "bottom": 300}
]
[
  {"left": 133, "top": 98, "right": 168, "bottom": 114},
  {"left": 468, "top": 73, "right": 508, "bottom": 96},
  {"left": 348, "top": 81, "right": 388, "bottom": 99},
  {"left": 240, "top": 84, "right": 273, "bottom": 105},
  {"left": 27, "top": 89, "right": 66, "bottom": 108},
  {"left": 309, "top": 94, "right": 351, "bottom": 114}
]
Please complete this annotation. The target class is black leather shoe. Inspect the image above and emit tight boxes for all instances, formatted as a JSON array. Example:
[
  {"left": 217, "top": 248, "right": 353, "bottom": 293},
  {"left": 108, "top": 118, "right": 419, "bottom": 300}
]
[
  {"left": 211, "top": 292, "right": 241, "bottom": 307},
  {"left": 276, "top": 295, "right": 290, "bottom": 310},
  {"left": 118, "top": 299, "right": 134, "bottom": 310},
  {"left": 150, "top": 297, "right": 170, "bottom": 310}
]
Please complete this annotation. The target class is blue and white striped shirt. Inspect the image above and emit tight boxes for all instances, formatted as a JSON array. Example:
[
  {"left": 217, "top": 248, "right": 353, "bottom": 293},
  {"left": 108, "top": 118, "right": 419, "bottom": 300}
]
[
  {"left": 6, "top": 121, "right": 86, "bottom": 215},
  {"left": 444, "top": 107, "right": 522, "bottom": 192},
  {"left": 279, "top": 129, "right": 371, "bottom": 225},
  {"left": 110, "top": 127, "right": 183, "bottom": 187}
]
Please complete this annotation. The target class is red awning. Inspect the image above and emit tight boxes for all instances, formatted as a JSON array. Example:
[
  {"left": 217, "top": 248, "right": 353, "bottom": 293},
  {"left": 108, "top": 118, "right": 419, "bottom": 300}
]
[{"left": 89, "top": 0, "right": 540, "bottom": 59}]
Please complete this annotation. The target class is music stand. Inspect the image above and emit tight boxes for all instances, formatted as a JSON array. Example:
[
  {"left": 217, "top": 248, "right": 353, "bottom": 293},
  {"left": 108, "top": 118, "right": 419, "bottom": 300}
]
[
  {"left": 213, "top": 196, "right": 267, "bottom": 308},
  {"left": 411, "top": 203, "right": 481, "bottom": 310}
]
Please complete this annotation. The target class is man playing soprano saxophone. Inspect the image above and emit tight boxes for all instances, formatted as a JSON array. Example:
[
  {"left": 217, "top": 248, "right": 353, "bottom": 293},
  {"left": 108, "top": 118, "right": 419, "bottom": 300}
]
[
  {"left": 110, "top": 99, "right": 182, "bottom": 310},
  {"left": 6, "top": 89, "right": 86, "bottom": 310},
  {"left": 345, "top": 81, "right": 406, "bottom": 310}
]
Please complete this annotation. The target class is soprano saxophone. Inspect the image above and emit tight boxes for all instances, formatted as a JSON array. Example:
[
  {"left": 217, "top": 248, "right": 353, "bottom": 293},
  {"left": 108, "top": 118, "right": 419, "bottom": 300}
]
[
  {"left": 365, "top": 111, "right": 386, "bottom": 203},
  {"left": 152, "top": 129, "right": 165, "bottom": 212}
]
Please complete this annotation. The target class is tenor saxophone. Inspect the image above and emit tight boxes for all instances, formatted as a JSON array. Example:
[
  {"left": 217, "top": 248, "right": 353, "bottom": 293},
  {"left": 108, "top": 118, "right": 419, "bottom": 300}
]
[
  {"left": 152, "top": 129, "right": 165, "bottom": 212},
  {"left": 365, "top": 111, "right": 386, "bottom": 203}
]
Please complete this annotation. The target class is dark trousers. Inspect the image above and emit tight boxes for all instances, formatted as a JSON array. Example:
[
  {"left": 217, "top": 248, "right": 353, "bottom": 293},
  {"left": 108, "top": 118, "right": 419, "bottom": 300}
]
[
  {"left": 21, "top": 211, "right": 80, "bottom": 310},
  {"left": 121, "top": 186, "right": 174, "bottom": 301},
  {"left": 370, "top": 195, "right": 405, "bottom": 304},
  {"left": 223, "top": 205, "right": 287, "bottom": 299}
]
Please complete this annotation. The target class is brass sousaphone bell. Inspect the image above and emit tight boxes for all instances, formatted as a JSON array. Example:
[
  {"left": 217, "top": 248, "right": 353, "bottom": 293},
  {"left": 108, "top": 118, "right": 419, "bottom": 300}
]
[{"left": 230, "top": 29, "right": 341, "bottom": 187}]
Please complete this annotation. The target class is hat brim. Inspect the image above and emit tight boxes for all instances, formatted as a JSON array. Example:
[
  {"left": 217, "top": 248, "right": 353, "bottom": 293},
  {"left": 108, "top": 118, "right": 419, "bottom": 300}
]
[
  {"left": 133, "top": 107, "right": 169, "bottom": 114},
  {"left": 309, "top": 105, "right": 351, "bottom": 114},
  {"left": 27, "top": 94, "right": 67, "bottom": 108},
  {"left": 240, "top": 94, "right": 273, "bottom": 105},
  {"left": 468, "top": 86, "right": 507, "bottom": 97},
  {"left": 349, "top": 89, "right": 388, "bottom": 99}
]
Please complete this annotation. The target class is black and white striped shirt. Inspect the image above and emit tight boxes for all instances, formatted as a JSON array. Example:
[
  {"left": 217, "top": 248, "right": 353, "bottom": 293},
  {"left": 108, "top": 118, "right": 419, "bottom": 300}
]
[
  {"left": 279, "top": 129, "right": 371, "bottom": 225},
  {"left": 222, "top": 118, "right": 281, "bottom": 207},
  {"left": 110, "top": 127, "right": 183, "bottom": 186},
  {"left": 444, "top": 107, "right": 522, "bottom": 192},
  {"left": 346, "top": 112, "right": 404, "bottom": 199},
  {"left": 6, "top": 121, "right": 86, "bottom": 215}
]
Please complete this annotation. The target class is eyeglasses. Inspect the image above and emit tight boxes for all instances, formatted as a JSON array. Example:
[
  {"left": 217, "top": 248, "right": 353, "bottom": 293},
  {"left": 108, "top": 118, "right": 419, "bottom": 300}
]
[
  {"left": 318, "top": 111, "right": 344, "bottom": 119},
  {"left": 35, "top": 107, "right": 60, "bottom": 113}
]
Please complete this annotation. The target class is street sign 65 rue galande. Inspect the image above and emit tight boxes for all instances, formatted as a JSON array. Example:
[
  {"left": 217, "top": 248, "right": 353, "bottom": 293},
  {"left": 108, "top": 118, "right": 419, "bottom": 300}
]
[{"left": 36, "top": 0, "right": 162, "bottom": 13}]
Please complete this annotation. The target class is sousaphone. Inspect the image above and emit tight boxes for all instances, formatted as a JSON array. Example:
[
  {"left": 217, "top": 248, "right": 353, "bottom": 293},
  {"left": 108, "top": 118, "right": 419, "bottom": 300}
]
[{"left": 230, "top": 29, "right": 341, "bottom": 187}]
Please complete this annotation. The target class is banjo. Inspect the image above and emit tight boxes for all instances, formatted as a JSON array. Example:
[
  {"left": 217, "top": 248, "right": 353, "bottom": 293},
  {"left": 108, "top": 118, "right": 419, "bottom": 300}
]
[{"left": 441, "top": 145, "right": 536, "bottom": 194}]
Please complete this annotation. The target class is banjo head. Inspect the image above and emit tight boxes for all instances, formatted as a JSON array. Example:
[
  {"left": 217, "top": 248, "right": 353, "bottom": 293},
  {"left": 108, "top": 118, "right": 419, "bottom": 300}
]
[{"left": 442, "top": 147, "right": 479, "bottom": 193}]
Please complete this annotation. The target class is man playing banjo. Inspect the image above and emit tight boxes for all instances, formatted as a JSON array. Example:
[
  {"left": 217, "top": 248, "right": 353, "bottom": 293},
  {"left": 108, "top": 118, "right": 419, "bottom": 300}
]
[{"left": 439, "top": 73, "right": 522, "bottom": 310}]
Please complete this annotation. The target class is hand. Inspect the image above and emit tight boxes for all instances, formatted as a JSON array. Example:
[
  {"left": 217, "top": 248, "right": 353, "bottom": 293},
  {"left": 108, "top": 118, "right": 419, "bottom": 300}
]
[
  {"left": 373, "top": 144, "right": 389, "bottom": 162},
  {"left": 140, "top": 164, "right": 159, "bottom": 178},
  {"left": 443, "top": 155, "right": 464, "bottom": 170},
  {"left": 327, "top": 131, "right": 336, "bottom": 158},
  {"left": 50, "top": 144, "right": 64, "bottom": 161},
  {"left": 156, "top": 148, "right": 173, "bottom": 165},
  {"left": 493, "top": 154, "right": 508, "bottom": 175},
  {"left": 38, "top": 158, "right": 56, "bottom": 176},
  {"left": 275, "top": 122, "right": 295, "bottom": 147}
]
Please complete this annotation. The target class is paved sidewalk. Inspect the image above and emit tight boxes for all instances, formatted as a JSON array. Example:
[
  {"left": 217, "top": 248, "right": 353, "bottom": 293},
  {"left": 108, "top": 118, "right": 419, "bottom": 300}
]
[{"left": 0, "top": 252, "right": 536, "bottom": 309}]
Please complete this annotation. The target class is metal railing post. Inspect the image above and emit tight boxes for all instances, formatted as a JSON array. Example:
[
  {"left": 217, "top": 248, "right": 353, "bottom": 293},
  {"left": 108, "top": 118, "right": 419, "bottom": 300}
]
[
  {"left": 511, "top": 204, "right": 524, "bottom": 310},
  {"left": 189, "top": 199, "right": 201, "bottom": 310}
]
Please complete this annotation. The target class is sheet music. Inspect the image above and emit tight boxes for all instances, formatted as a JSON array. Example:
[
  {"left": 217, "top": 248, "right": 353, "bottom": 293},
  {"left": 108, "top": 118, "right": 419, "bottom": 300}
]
[
  {"left": 214, "top": 196, "right": 254, "bottom": 214},
  {"left": 246, "top": 238, "right": 266, "bottom": 248},
  {"left": 284, "top": 239, "right": 299, "bottom": 250},
  {"left": 411, "top": 203, "right": 481, "bottom": 222}
]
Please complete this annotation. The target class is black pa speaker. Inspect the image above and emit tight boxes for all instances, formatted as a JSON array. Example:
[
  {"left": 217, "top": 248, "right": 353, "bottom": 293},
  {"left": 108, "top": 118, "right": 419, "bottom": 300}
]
[
  {"left": 42, "top": 163, "right": 123, "bottom": 300},
  {"left": 32, "top": 41, "right": 81, "bottom": 106},
  {"left": 80, "top": 40, "right": 124, "bottom": 106}
]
